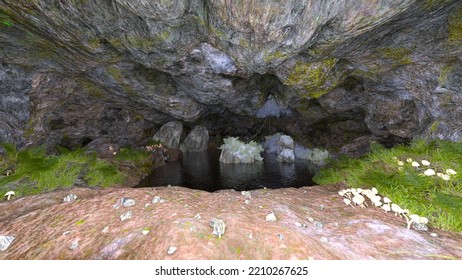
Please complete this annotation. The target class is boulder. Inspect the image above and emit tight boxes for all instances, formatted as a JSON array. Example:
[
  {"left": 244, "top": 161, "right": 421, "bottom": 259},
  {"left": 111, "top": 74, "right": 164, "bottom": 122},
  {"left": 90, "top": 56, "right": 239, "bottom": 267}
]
[
  {"left": 277, "top": 148, "right": 295, "bottom": 163},
  {"left": 152, "top": 121, "right": 183, "bottom": 149},
  {"left": 180, "top": 125, "right": 209, "bottom": 152}
]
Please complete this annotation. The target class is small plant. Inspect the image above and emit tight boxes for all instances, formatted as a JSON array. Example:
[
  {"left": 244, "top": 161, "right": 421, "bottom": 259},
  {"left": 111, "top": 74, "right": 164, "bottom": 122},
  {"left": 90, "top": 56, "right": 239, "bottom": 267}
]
[{"left": 314, "top": 139, "right": 462, "bottom": 231}]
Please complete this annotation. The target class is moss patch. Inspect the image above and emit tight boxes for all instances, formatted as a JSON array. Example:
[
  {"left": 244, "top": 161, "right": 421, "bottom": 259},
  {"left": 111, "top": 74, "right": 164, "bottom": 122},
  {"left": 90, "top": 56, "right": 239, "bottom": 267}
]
[
  {"left": 0, "top": 144, "right": 124, "bottom": 199},
  {"left": 284, "top": 58, "right": 337, "bottom": 99},
  {"left": 448, "top": 5, "right": 462, "bottom": 42},
  {"left": 314, "top": 139, "right": 462, "bottom": 231},
  {"left": 379, "top": 47, "right": 413, "bottom": 66}
]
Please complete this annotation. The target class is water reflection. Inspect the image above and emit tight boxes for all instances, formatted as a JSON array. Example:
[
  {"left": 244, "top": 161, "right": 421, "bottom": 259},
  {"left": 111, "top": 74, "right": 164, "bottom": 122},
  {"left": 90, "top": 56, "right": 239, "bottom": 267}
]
[{"left": 137, "top": 148, "right": 317, "bottom": 192}]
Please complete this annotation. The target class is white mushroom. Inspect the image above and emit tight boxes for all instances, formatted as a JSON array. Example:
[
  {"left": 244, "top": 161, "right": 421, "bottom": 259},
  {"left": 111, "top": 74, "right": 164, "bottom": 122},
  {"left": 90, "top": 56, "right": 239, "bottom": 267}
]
[
  {"left": 397, "top": 161, "right": 404, "bottom": 166},
  {"left": 352, "top": 194, "right": 367, "bottom": 208},
  {"left": 411, "top": 161, "right": 420, "bottom": 168},
  {"left": 381, "top": 204, "right": 391, "bottom": 213},
  {"left": 391, "top": 204, "right": 407, "bottom": 217},
  {"left": 383, "top": 197, "right": 392, "bottom": 205},
  {"left": 424, "top": 169, "right": 436, "bottom": 176},
  {"left": 446, "top": 169, "right": 457, "bottom": 175},
  {"left": 4, "top": 191, "right": 15, "bottom": 201},
  {"left": 437, "top": 172, "right": 444, "bottom": 177},
  {"left": 343, "top": 198, "right": 354, "bottom": 208},
  {"left": 421, "top": 160, "right": 431, "bottom": 166},
  {"left": 406, "top": 158, "right": 413, "bottom": 163},
  {"left": 370, "top": 196, "right": 382, "bottom": 207},
  {"left": 441, "top": 174, "right": 451, "bottom": 181},
  {"left": 371, "top": 187, "right": 378, "bottom": 195},
  {"left": 419, "top": 217, "right": 429, "bottom": 224}
]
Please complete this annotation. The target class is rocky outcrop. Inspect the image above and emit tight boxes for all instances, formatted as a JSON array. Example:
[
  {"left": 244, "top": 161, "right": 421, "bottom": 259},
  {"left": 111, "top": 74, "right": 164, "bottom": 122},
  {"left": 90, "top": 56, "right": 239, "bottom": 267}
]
[
  {"left": 1, "top": 185, "right": 461, "bottom": 259},
  {"left": 180, "top": 125, "right": 209, "bottom": 152},
  {"left": 1, "top": 0, "right": 462, "bottom": 156},
  {"left": 152, "top": 121, "right": 183, "bottom": 149}
]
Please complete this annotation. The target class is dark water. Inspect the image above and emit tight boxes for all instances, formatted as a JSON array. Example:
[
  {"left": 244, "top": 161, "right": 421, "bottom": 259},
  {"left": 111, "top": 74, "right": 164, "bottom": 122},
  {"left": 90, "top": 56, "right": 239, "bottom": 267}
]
[{"left": 137, "top": 148, "right": 317, "bottom": 192}]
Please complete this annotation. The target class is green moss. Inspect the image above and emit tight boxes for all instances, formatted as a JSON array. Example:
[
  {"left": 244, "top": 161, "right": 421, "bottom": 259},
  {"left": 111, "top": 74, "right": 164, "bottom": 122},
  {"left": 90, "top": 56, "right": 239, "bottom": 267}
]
[
  {"left": 78, "top": 79, "right": 106, "bottom": 99},
  {"left": 284, "top": 58, "right": 337, "bottom": 99},
  {"left": 438, "top": 64, "right": 454, "bottom": 85},
  {"left": 87, "top": 37, "right": 102, "bottom": 50},
  {"left": 448, "top": 5, "right": 462, "bottom": 42},
  {"left": 114, "top": 146, "right": 153, "bottom": 174},
  {"left": 75, "top": 219, "right": 85, "bottom": 226},
  {"left": 314, "top": 139, "right": 462, "bottom": 231},
  {"left": 429, "top": 120, "right": 440, "bottom": 133},
  {"left": 106, "top": 65, "right": 136, "bottom": 96},
  {"left": 263, "top": 50, "right": 289, "bottom": 63},
  {"left": 0, "top": 11, "right": 14, "bottom": 27},
  {"left": 379, "top": 47, "right": 413, "bottom": 66}
]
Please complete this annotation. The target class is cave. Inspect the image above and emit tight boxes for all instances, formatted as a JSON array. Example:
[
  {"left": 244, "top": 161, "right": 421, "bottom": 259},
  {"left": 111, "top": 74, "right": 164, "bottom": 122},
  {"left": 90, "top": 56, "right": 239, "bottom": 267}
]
[{"left": 1, "top": 0, "right": 462, "bottom": 261}]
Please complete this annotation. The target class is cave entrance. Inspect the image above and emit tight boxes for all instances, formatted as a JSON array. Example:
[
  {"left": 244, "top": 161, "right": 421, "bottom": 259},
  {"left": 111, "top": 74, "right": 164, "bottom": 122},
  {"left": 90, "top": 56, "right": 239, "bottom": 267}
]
[{"left": 136, "top": 147, "right": 318, "bottom": 192}]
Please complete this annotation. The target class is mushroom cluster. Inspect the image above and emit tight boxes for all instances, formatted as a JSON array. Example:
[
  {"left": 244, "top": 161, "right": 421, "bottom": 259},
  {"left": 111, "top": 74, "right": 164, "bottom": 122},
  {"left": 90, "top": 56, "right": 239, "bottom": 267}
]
[
  {"left": 395, "top": 158, "right": 458, "bottom": 181},
  {"left": 338, "top": 187, "right": 428, "bottom": 230}
]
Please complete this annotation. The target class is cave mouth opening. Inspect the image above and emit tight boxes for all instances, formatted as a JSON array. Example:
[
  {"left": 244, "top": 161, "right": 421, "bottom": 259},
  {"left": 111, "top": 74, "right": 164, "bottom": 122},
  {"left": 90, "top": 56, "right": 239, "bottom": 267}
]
[{"left": 136, "top": 147, "right": 319, "bottom": 192}]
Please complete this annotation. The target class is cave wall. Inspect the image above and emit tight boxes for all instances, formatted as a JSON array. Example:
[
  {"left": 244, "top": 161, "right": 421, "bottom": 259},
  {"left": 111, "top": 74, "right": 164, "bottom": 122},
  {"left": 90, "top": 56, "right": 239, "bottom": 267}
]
[{"left": 1, "top": 0, "right": 462, "bottom": 155}]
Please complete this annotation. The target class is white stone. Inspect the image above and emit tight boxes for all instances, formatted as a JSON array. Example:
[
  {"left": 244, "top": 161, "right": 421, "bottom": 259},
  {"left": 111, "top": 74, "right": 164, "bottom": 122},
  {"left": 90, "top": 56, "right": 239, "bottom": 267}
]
[
  {"left": 167, "top": 246, "right": 177, "bottom": 255},
  {"left": 63, "top": 194, "right": 77, "bottom": 203},
  {"left": 266, "top": 211, "right": 277, "bottom": 222},
  {"left": 120, "top": 211, "right": 132, "bottom": 221},
  {"left": 0, "top": 235, "right": 15, "bottom": 251}
]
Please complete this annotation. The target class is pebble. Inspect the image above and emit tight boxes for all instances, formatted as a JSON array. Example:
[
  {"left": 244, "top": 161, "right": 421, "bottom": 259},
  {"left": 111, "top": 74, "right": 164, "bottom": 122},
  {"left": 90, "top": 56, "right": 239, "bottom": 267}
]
[
  {"left": 241, "top": 191, "right": 252, "bottom": 199},
  {"left": 121, "top": 198, "right": 136, "bottom": 207},
  {"left": 62, "top": 231, "right": 71, "bottom": 236},
  {"left": 167, "top": 246, "right": 177, "bottom": 255},
  {"left": 320, "top": 237, "right": 328, "bottom": 243},
  {"left": 101, "top": 226, "right": 109, "bottom": 233},
  {"left": 152, "top": 196, "right": 165, "bottom": 204},
  {"left": 184, "top": 204, "right": 189, "bottom": 208},
  {"left": 314, "top": 221, "right": 323, "bottom": 228},
  {"left": 145, "top": 203, "right": 149, "bottom": 208},
  {"left": 320, "top": 204, "right": 325, "bottom": 210},
  {"left": 112, "top": 204, "right": 120, "bottom": 209},
  {"left": 308, "top": 217, "right": 314, "bottom": 222},
  {"left": 142, "top": 230, "right": 150, "bottom": 235},
  {"left": 189, "top": 226, "right": 197, "bottom": 232},
  {"left": 266, "top": 211, "right": 277, "bottom": 222},
  {"left": 120, "top": 211, "right": 132, "bottom": 221},
  {"left": 244, "top": 200, "right": 251, "bottom": 205},
  {"left": 430, "top": 233, "right": 438, "bottom": 237},
  {"left": 63, "top": 194, "right": 77, "bottom": 203},
  {"left": 412, "top": 223, "right": 429, "bottom": 231},
  {"left": 248, "top": 233, "right": 253, "bottom": 240},
  {"left": 277, "top": 233, "right": 285, "bottom": 240},
  {"left": 0, "top": 235, "right": 15, "bottom": 251},
  {"left": 210, "top": 218, "right": 226, "bottom": 238},
  {"left": 333, "top": 222, "right": 339, "bottom": 227},
  {"left": 194, "top": 213, "right": 201, "bottom": 219},
  {"left": 69, "top": 240, "right": 79, "bottom": 251},
  {"left": 295, "top": 221, "right": 302, "bottom": 227}
]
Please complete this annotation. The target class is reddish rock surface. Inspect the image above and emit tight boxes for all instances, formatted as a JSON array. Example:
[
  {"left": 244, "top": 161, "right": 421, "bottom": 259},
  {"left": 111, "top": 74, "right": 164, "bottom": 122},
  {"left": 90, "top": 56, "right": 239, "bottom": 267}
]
[{"left": 1, "top": 185, "right": 461, "bottom": 260}]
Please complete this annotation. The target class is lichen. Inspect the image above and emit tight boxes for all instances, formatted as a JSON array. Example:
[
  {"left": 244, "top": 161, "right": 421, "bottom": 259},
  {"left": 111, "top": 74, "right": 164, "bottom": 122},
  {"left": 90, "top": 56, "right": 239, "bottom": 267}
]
[
  {"left": 438, "top": 64, "right": 454, "bottom": 85},
  {"left": 263, "top": 50, "right": 289, "bottom": 63},
  {"left": 448, "top": 5, "right": 462, "bottom": 42},
  {"left": 284, "top": 58, "right": 337, "bottom": 99},
  {"left": 379, "top": 47, "right": 413, "bottom": 66},
  {"left": 106, "top": 65, "right": 136, "bottom": 96},
  {"left": 78, "top": 78, "right": 106, "bottom": 99},
  {"left": 429, "top": 120, "right": 440, "bottom": 133}
]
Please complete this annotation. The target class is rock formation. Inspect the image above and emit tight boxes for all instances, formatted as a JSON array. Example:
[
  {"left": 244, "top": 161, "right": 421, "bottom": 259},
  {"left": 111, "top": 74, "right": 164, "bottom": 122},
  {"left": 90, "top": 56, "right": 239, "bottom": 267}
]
[
  {"left": 180, "top": 125, "right": 209, "bottom": 152},
  {"left": 1, "top": 0, "right": 462, "bottom": 156}
]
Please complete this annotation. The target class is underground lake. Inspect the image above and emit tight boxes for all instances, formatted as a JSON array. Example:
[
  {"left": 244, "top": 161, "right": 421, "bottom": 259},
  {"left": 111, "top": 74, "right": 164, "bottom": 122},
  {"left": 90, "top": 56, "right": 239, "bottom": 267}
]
[{"left": 137, "top": 148, "right": 318, "bottom": 192}]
